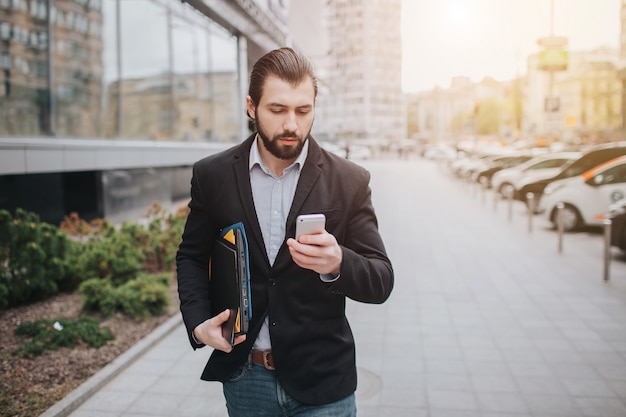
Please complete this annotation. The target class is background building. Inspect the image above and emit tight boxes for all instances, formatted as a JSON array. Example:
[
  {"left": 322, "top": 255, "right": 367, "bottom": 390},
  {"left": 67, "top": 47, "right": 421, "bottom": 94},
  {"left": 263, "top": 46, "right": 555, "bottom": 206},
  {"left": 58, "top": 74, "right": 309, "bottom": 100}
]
[
  {"left": 0, "top": 0, "right": 291, "bottom": 224},
  {"left": 526, "top": 46, "right": 622, "bottom": 142},
  {"left": 618, "top": 0, "right": 626, "bottom": 133},
  {"left": 1, "top": 0, "right": 407, "bottom": 225},
  {"left": 407, "top": 45, "right": 623, "bottom": 148},
  {"left": 0, "top": 0, "right": 104, "bottom": 137},
  {"left": 323, "top": 0, "right": 405, "bottom": 145}
]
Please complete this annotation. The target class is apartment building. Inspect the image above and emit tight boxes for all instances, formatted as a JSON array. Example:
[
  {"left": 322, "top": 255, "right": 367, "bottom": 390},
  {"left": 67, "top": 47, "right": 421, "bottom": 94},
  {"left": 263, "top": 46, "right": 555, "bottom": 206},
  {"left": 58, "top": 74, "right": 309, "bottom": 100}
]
[{"left": 323, "top": 0, "right": 405, "bottom": 144}]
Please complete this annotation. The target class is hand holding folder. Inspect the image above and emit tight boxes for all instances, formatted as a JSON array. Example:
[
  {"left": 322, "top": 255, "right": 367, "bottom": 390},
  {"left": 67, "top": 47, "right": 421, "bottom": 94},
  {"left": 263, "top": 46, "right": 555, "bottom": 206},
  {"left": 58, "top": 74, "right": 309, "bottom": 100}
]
[{"left": 209, "top": 222, "right": 251, "bottom": 346}]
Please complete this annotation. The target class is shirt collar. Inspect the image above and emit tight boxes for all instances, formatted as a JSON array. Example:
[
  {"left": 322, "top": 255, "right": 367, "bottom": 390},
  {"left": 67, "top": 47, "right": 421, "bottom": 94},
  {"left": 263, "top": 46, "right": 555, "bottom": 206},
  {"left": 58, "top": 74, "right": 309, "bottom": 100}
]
[{"left": 249, "top": 134, "right": 309, "bottom": 173}]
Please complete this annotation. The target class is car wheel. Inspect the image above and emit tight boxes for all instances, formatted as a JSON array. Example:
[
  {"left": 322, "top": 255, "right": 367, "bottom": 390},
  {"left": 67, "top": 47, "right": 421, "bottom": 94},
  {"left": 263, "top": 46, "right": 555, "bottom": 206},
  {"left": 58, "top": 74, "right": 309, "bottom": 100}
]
[
  {"left": 552, "top": 203, "right": 582, "bottom": 232},
  {"left": 498, "top": 183, "right": 514, "bottom": 199}
]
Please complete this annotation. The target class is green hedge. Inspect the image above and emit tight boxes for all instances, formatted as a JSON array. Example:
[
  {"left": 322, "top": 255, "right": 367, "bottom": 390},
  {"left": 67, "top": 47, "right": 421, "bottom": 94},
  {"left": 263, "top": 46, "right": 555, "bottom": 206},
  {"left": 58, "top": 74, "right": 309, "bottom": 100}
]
[
  {"left": 0, "top": 204, "right": 186, "bottom": 317},
  {"left": 0, "top": 209, "right": 79, "bottom": 309},
  {"left": 79, "top": 272, "right": 171, "bottom": 321}
]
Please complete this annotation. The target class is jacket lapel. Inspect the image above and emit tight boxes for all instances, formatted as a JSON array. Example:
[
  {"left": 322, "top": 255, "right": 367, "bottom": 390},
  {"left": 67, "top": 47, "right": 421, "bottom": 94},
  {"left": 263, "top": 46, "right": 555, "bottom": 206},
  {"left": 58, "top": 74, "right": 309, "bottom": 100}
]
[{"left": 232, "top": 135, "right": 269, "bottom": 265}]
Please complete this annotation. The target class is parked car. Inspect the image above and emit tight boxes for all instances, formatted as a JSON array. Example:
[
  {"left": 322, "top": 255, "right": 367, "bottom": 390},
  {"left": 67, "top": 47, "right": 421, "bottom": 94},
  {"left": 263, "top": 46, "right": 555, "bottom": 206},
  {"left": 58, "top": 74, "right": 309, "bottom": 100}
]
[
  {"left": 472, "top": 154, "right": 534, "bottom": 188},
  {"left": 347, "top": 144, "right": 372, "bottom": 160},
  {"left": 423, "top": 144, "right": 457, "bottom": 161},
  {"left": 452, "top": 152, "right": 508, "bottom": 179},
  {"left": 607, "top": 198, "right": 626, "bottom": 251},
  {"left": 491, "top": 152, "right": 581, "bottom": 199},
  {"left": 539, "top": 156, "right": 626, "bottom": 232},
  {"left": 517, "top": 142, "right": 626, "bottom": 204},
  {"left": 320, "top": 141, "right": 347, "bottom": 158}
]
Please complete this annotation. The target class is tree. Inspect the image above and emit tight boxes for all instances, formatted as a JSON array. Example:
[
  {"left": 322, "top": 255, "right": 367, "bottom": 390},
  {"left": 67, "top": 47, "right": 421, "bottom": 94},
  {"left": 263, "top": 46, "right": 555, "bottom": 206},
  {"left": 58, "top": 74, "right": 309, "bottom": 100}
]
[{"left": 475, "top": 98, "right": 501, "bottom": 135}]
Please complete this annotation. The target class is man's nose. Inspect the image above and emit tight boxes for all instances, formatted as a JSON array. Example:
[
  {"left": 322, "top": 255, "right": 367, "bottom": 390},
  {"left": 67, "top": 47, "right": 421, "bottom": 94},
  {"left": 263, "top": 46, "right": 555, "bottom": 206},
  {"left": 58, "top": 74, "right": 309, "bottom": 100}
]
[{"left": 283, "top": 111, "right": 297, "bottom": 131}]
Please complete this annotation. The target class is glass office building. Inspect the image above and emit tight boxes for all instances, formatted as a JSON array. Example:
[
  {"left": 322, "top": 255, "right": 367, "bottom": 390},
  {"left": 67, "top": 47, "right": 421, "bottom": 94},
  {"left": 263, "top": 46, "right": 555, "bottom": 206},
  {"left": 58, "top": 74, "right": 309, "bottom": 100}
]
[{"left": 0, "top": 0, "right": 289, "bottom": 224}]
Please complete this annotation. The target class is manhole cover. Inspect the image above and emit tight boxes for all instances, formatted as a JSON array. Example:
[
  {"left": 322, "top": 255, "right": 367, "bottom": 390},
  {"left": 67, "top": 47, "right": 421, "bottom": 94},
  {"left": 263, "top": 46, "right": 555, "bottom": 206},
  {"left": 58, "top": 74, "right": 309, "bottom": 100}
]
[{"left": 356, "top": 367, "right": 382, "bottom": 400}]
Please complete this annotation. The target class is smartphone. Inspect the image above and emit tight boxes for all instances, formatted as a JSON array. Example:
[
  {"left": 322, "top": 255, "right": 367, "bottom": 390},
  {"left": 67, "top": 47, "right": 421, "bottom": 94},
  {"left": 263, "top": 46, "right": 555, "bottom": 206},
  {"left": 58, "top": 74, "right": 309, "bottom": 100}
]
[{"left": 295, "top": 213, "right": 326, "bottom": 240}]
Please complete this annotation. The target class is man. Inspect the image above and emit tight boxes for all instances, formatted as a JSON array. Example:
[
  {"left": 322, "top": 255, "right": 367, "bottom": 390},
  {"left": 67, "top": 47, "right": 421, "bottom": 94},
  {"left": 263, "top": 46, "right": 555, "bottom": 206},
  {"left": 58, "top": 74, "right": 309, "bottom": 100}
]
[{"left": 176, "top": 47, "right": 393, "bottom": 417}]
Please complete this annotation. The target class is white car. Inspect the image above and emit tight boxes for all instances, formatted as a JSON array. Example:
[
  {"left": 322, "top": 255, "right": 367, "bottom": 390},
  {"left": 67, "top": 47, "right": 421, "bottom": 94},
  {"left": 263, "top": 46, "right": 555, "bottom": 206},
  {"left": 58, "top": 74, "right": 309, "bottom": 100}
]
[
  {"left": 451, "top": 152, "right": 505, "bottom": 179},
  {"left": 320, "top": 141, "right": 347, "bottom": 158},
  {"left": 347, "top": 145, "right": 371, "bottom": 160},
  {"left": 540, "top": 156, "right": 626, "bottom": 232},
  {"left": 491, "top": 152, "right": 581, "bottom": 198}
]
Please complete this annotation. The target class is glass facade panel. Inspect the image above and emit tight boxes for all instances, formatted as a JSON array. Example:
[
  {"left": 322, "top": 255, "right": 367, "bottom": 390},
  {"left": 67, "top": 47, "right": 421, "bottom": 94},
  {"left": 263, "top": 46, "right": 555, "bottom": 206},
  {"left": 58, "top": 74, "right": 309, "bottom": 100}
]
[{"left": 0, "top": 0, "right": 240, "bottom": 142}]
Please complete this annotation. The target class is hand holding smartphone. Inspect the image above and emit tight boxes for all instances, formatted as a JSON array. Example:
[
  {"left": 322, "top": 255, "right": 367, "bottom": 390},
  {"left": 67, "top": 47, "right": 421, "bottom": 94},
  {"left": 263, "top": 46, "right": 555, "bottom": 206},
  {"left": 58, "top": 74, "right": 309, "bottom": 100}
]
[{"left": 295, "top": 214, "right": 326, "bottom": 240}]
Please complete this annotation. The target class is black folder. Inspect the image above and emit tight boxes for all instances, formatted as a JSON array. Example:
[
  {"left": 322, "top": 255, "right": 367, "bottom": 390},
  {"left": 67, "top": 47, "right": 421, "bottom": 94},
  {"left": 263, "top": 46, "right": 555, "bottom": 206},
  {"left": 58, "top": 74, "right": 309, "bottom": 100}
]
[{"left": 209, "top": 223, "right": 251, "bottom": 346}]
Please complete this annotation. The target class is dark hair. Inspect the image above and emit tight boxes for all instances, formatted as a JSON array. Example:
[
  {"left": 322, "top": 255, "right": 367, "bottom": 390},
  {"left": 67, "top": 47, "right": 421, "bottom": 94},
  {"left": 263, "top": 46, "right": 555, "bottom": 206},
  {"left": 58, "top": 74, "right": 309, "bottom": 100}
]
[{"left": 247, "top": 47, "right": 318, "bottom": 120}]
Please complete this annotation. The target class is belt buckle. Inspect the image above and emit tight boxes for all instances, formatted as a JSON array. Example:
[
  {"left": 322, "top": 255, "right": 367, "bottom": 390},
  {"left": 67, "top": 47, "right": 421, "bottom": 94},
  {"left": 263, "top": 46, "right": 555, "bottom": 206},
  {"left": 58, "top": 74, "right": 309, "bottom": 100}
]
[{"left": 262, "top": 350, "right": 275, "bottom": 371}]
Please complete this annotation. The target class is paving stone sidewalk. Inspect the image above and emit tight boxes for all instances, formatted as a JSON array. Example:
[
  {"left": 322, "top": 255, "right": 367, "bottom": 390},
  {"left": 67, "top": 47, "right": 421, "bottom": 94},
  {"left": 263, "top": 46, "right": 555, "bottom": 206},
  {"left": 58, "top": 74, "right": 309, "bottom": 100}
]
[{"left": 46, "top": 157, "right": 626, "bottom": 417}]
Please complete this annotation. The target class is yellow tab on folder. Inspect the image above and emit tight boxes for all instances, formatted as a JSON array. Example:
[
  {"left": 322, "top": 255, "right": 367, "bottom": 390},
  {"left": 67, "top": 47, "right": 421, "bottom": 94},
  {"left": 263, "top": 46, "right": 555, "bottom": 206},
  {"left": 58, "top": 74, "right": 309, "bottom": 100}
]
[
  {"left": 223, "top": 229, "right": 236, "bottom": 244},
  {"left": 235, "top": 308, "right": 241, "bottom": 332}
]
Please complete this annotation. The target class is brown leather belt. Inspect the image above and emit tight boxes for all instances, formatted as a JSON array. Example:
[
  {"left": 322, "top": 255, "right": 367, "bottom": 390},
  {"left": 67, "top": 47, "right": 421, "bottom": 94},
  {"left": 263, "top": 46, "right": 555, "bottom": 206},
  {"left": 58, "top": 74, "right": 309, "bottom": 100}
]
[{"left": 251, "top": 349, "right": 275, "bottom": 370}]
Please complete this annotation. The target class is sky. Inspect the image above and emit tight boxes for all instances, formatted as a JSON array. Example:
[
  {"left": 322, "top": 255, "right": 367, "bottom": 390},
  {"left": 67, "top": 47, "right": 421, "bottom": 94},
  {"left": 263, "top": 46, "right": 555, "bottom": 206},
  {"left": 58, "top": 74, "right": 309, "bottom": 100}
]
[{"left": 401, "top": 0, "right": 622, "bottom": 93}]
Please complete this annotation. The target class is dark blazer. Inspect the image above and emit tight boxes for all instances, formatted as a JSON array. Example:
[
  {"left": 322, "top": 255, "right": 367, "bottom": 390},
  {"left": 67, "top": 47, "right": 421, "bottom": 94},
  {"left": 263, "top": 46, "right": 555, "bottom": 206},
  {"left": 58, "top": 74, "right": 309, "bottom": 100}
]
[{"left": 176, "top": 134, "right": 394, "bottom": 405}]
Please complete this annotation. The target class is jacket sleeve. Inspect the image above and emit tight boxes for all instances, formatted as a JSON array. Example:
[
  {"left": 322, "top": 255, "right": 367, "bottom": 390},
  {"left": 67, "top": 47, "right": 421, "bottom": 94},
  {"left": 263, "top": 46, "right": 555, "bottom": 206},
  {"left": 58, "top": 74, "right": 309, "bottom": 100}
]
[
  {"left": 327, "top": 168, "right": 394, "bottom": 304},
  {"left": 176, "top": 162, "right": 216, "bottom": 349}
]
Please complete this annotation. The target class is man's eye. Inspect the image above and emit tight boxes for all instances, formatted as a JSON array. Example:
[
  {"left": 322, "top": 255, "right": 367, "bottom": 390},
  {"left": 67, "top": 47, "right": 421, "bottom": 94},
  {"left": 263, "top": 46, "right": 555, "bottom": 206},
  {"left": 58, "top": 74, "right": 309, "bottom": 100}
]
[{"left": 270, "top": 109, "right": 284, "bottom": 114}]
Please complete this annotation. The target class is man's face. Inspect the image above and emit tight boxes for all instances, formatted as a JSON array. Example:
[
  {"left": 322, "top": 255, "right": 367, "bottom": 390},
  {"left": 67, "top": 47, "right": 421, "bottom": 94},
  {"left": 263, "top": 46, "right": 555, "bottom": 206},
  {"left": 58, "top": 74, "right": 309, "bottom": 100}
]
[{"left": 248, "top": 75, "right": 315, "bottom": 161}]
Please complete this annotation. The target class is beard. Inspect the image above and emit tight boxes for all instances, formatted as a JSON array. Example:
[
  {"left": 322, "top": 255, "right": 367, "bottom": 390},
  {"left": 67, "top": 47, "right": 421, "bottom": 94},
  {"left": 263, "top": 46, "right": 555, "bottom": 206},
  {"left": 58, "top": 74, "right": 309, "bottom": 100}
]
[{"left": 256, "top": 118, "right": 310, "bottom": 161}]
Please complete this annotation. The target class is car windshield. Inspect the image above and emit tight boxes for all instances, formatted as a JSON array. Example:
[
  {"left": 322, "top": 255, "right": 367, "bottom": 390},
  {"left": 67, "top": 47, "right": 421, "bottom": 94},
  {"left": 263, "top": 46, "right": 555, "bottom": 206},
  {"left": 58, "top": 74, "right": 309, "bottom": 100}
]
[{"left": 559, "top": 147, "right": 626, "bottom": 179}]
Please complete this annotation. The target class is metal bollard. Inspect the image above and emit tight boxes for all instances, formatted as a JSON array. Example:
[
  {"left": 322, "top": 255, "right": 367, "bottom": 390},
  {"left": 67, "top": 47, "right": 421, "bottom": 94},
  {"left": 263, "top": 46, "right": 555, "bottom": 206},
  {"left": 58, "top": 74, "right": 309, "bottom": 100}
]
[
  {"left": 493, "top": 188, "right": 499, "bottom": 212},
  {"left": 603, "top": 219, "right": 612, "bottom": 282},
  {"left": 481, "top": 178, "right": 487, "bottom": 205},
  {"left": 507, "top": 188, "right": 513, "bottom": 222},
  {"left": 526, "top": 192, "right": 534, "bottom": 233},
  {"left": 556, "top": 202, "right": 564, "bottom": 254}
]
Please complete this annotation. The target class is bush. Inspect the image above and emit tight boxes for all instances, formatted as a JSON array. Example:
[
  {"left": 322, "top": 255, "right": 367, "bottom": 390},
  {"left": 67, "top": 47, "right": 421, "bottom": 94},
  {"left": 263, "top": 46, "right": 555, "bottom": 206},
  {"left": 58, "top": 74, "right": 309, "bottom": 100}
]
[
  {"left": 116, "top": 273, "right": 171, "bottom": 320},
  {"left": 121, "top": 202, "right": 186, "bottom": 273},
  {"left": 79, "top": 272, "right": 171, "bottom": 321},
  {"left": 1, "top": 203, "right": 186, "bottom": 310},
  {"left": 12, "top": 316, "right": 114, "bottom": 358},
  {"left": 0, "top": 209, "right": 79, "bottom": 309},
  {"left": 74, "top": 226, "right": 144, "bottom": 285},
  {"left": 78, "top": 278, "right": 118, "bottom": 317}
]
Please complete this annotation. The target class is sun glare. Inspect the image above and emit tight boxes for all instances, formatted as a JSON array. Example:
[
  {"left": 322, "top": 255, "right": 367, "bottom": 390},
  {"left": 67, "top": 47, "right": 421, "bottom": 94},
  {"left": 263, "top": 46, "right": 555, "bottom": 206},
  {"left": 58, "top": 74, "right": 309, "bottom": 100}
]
[{"left": 446, "top": 1, "right": 472, "bottom": 27}]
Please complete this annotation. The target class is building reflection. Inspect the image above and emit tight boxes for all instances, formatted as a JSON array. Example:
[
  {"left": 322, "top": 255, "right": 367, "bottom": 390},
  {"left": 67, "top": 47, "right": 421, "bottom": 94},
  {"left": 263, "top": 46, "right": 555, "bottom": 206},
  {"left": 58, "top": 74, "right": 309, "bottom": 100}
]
[{"left": 0, "top": 0, "right": 103, "bottom": 137}]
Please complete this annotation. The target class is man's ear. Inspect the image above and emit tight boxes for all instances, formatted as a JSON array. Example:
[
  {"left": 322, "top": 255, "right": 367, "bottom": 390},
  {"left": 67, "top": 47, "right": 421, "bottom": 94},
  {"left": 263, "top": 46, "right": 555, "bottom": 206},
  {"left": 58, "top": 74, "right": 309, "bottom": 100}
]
[{"left": 246, "top": 96, "right": 256, "bottom": 119}]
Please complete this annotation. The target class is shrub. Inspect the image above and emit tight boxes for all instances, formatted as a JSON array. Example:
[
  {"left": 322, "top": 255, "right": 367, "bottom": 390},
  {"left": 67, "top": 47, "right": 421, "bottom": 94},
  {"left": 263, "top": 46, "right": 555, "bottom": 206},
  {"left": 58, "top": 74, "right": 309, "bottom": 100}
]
[
  {"left": 116, "top": 273, "right": 171, "bottom": 320},
  {"left": 0, "top": 202, "right": 186, "bottom": 309},
  {"left": 79, "top": 272, "right": 171, "bottom": 321},
  {"left": 0, "top": 209, "right": 78, "bottom": 308},
  {"left": 12, "top": 316, "right": 114, "bottom": 358},
  {"left": 120, "top": 202, "right": 186, "bottom": 273},
  {"left": 74, "top": 226, "right": 144, "bottom": 285},
  {"left": 79, "top": 278, "right": 117, "bottom": 317}
]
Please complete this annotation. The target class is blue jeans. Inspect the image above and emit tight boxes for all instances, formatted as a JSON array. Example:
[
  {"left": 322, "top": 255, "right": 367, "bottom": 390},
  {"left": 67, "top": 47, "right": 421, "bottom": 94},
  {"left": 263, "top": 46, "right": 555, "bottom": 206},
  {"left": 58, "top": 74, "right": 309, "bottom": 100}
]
[{"left": 223, "top": 362, "right": 357, "bottom": 417}]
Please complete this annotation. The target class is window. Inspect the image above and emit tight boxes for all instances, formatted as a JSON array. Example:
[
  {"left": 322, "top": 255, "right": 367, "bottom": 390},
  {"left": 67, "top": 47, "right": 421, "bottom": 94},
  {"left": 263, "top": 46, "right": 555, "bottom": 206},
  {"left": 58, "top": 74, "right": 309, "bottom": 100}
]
[
  {"left": 0, "top": 53, "right": 10, "bottom": 70},
  {"left": 0, "top": 22, "right": 10, "bottom": 40},
  {"left": 598, "top": 164, "right": 626, "bottom": 185},
  {"left": 11, "top": 0, "right": 28, "bottom": 12},
  {"left": 14, "top": 56, "right": 29, "bottom": 74}
]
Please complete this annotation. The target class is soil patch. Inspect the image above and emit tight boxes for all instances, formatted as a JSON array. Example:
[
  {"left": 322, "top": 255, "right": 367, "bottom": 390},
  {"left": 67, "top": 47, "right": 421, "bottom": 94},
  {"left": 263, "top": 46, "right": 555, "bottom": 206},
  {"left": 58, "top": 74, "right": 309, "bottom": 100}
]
[{"left": 0, "top": 278, "right": 179, "bottom": 417}]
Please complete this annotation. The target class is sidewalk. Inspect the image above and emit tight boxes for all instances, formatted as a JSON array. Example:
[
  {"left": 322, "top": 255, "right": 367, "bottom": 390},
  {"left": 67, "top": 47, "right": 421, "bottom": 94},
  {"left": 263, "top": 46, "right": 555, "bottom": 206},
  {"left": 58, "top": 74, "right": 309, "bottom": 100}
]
[{"left": 44, "top": 157, "right": 626, "bottom": 417}]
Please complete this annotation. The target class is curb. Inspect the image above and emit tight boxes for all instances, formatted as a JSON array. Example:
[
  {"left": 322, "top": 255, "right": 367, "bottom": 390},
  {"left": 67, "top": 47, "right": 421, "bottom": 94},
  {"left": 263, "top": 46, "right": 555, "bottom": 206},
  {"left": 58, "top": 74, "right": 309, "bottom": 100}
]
[{"left": 39, "top": 314, "right": 183, "bottom": 417}]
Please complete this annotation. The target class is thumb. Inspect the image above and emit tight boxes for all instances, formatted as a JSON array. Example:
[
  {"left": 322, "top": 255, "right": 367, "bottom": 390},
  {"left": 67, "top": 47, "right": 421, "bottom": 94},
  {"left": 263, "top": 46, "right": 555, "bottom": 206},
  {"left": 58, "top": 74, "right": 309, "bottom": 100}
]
[{"left": 215, "top": 309, "right": 231, "bottom": 324}]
